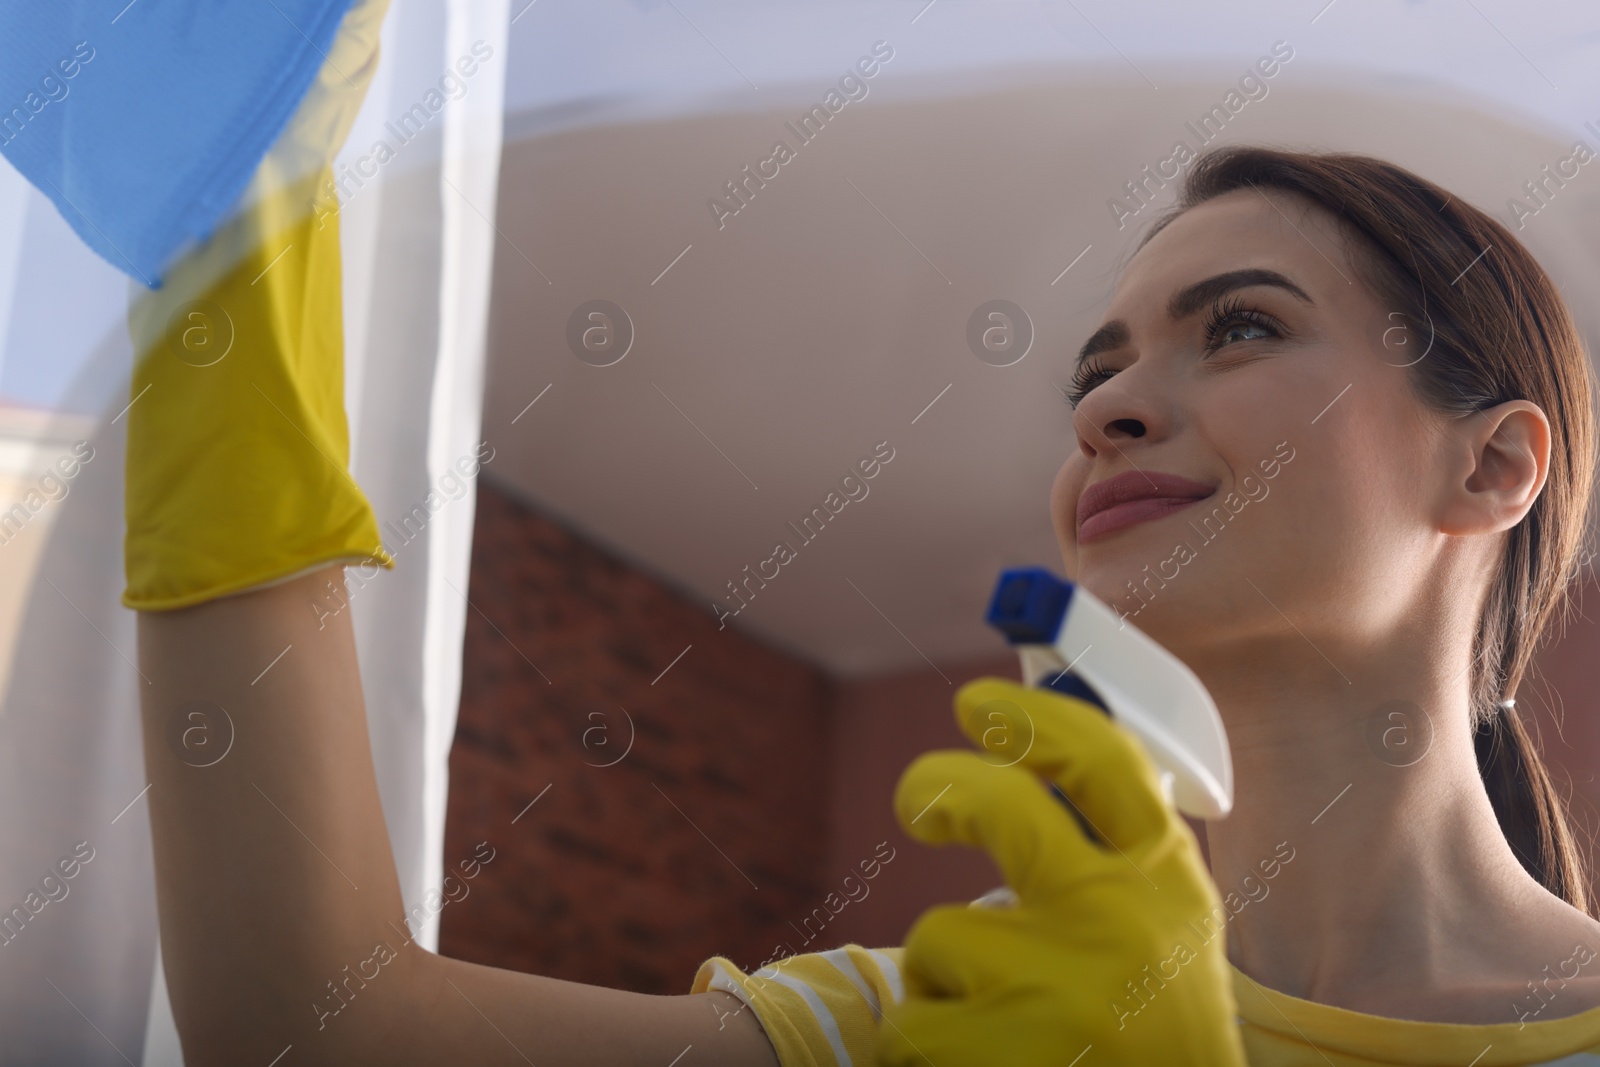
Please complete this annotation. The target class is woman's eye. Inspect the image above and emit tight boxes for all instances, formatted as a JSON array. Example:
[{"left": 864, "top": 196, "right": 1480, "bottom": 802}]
[
  {"left": 1201, "top": 300, "right": 1282, "bottom": 353},
  {"left": 1213, "top": 318, "right": 1272, "bottom": 347}
]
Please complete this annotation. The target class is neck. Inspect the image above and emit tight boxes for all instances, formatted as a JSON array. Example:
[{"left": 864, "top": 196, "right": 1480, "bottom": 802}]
[{"left": 1196, "top": 637, "right": 1541, "bottom": 1010}]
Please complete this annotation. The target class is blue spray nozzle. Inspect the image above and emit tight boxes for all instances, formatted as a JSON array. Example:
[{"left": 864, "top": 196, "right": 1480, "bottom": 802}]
[
  {"left": 986, "top": 568, "right": 1109, "bottom": 715},
  {"left": 985, "top": 566, "right": 1075, "bottom": 645}
]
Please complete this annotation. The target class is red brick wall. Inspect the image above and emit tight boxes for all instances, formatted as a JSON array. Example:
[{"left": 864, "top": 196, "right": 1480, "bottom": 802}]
[{"left": 439, "top": 480, "right": 835, "bottom": 994}]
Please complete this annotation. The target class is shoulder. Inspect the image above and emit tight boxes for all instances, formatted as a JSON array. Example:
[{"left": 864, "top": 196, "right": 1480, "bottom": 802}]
[
  {"left": 1505, "top": 974, "right": 1600, "bottom": 1027},
  {"left": 1427, "top": 925, "right": 1600, "bottom": 1025}
]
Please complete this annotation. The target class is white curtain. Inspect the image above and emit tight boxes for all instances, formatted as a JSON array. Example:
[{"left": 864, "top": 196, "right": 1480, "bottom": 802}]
[{"left": 0, "top": 1, "right": 508, "bottom": 1062}]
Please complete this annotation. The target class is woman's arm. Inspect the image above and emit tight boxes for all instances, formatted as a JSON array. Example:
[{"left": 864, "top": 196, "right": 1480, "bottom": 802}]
[
  {"left": 127, "top": 16, "right": 778, "bottom": 1052},
  {"left": 139, "top": 561, "right": 779, "bottom": 1066}
]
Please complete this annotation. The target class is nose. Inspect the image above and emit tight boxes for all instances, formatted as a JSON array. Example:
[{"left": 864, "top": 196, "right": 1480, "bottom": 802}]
[
  {"left": 1103, "top": 417, "right": 1147, "bottom": 440},
  {"left": 1073, "top": 379, "right": 1159, "bottom": 460}
]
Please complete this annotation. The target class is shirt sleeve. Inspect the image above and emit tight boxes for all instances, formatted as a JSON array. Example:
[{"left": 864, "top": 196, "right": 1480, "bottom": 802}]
[{"left": 690, "top": 944, "right": 906, "bottom": 1067}]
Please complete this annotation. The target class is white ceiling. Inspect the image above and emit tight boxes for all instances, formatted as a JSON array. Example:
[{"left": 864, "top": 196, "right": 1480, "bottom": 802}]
[{"left": 481, "top": 2, "right": 1600, "bottom": 679}]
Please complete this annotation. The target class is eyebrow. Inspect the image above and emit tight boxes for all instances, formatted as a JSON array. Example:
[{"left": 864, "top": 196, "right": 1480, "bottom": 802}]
[{"left": 1076, "top": 268, "right": 1315, "bottom": 365}]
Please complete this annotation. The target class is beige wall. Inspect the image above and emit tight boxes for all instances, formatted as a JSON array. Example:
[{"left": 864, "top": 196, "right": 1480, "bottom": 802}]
[{"left": 0, "top": 406, "right": 98, "bottom": 708}]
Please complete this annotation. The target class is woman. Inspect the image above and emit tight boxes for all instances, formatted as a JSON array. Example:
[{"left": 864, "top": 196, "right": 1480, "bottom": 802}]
[
  {"left": 125, "top": 13, "right": 1600, "bottom": 1062},
  {"left": 880, "top": 145, "right": 1600, "bottom": 1065}
]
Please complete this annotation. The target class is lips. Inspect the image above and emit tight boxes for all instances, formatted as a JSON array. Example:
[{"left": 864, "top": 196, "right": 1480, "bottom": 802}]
[{"left": 1077, "top": 470, "right": 1216, "bottom": 544}]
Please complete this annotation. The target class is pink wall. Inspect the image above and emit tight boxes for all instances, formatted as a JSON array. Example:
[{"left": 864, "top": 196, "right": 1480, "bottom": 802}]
[
  {"left": 1517, "top": 577, "right": 1600, "bottom": 903},
  {"left": 818, "top": 652, "right": 1021, "bottom": 950}
]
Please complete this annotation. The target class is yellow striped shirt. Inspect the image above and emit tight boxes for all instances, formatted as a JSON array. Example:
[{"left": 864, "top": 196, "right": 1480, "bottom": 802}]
[
  {"left": 692, "top": 944, "right": 1600, "bottom": 1066},
  {"left": 693, "top": 944, "right": 904, "bottom": 1067}
]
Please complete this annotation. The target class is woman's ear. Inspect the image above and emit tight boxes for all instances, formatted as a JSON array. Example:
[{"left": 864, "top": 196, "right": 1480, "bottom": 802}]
[{"left": 1439, "top": 400, "right": 1550, "bottom": 536}]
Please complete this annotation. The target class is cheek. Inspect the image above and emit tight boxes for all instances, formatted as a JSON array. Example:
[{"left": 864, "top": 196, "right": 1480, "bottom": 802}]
[{"left": 1050, "top": 458, "right": 1086, "bottom": 574}]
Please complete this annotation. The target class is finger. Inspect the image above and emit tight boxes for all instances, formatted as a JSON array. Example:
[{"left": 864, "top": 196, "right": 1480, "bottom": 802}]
[
  {"left": 879, "top": 905, "right": 1084, "bottom": 1067},
  {"left": 899, "top": 902, "right": 1054, "bottom": 998},
  {"left": 955, "top": 677, "right": 1173, "bottom": 851},
  {"left": 894, "top": 750, "right": 1108, "bottom": 903}
]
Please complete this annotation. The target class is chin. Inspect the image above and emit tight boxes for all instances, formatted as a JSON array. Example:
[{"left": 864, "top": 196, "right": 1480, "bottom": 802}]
[
  {"left": 1069, "top": 537, "right": 1171, "bottom": 600},
  {"left": 1067, "top": 540, "right": 1210, "bottom": 645}
]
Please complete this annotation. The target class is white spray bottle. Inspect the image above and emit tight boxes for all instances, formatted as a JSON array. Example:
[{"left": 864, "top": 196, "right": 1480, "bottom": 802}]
[{"left": 984, "top": 566, "right": 1233, "bottom": 820}]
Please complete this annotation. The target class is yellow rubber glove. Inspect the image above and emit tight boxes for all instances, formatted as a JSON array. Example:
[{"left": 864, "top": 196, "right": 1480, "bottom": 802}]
[
  {"left": 877, "top": 677, "right": 1246, "bottom": 1067},
  {"left": 122, "top": 0, "right": 393, "bottom": 611}
]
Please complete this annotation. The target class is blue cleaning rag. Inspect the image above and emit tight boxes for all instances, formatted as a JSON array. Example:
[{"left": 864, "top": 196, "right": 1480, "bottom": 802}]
[{"left": 0, "top": 0, "right": 356, "bottom": 288}]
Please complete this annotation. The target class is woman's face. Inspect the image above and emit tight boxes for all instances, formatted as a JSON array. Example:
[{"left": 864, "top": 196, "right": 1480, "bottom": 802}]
[{"left": 1051, "top": 188, "right": 1454, "bottom": 665}]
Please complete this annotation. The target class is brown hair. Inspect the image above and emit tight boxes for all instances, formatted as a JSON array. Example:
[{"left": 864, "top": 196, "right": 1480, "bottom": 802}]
[{"left": 1139, "top": 146, "right": 1597, "bottom": 913}]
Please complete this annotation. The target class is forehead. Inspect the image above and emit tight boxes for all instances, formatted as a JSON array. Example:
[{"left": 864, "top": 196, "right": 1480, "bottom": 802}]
[{"left": 1112, "top": 188, "right": 1364, "bottom": 315}]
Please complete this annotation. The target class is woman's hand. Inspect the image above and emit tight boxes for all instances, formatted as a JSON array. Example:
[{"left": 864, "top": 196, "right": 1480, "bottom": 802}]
[{"left": 877, "top": 677, "right": 1246, "bottom": 1067}]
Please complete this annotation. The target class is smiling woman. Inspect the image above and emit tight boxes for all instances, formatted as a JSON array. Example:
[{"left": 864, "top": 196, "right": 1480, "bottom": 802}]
[
  {"left": 1063, "top": 147, "right": 1595, "bottom": 913},
  {"left": 1027, "top": 145, "right": 1600, "bottom": 1059}
]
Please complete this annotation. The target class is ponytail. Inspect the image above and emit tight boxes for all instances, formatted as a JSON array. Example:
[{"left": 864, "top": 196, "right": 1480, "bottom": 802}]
[{"left": 1476, "top": 699, "right": 1591, "bottom": 915}]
